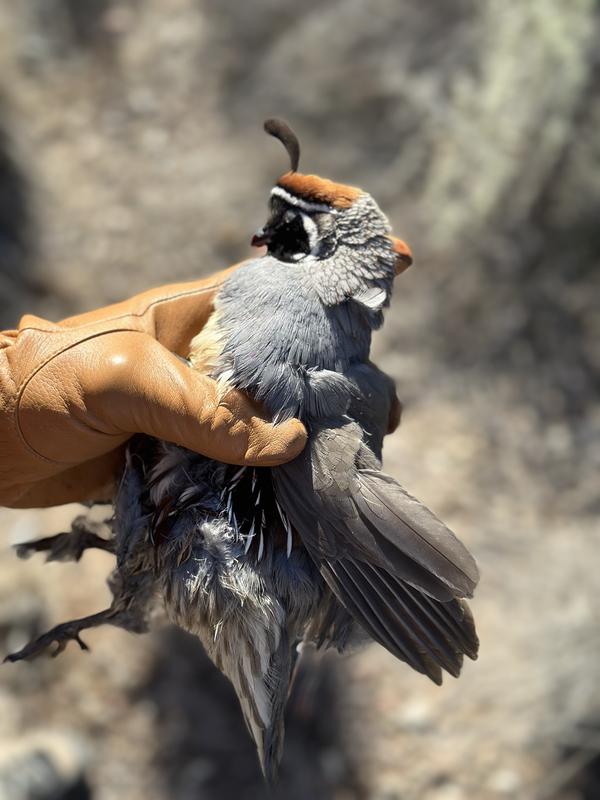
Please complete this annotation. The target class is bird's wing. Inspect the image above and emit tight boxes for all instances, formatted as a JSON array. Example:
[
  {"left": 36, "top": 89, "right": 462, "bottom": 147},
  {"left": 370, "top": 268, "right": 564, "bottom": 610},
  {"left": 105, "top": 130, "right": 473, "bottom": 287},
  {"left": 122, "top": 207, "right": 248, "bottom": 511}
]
[
  {"left": 273, "top": 419, "right": 479, "bottom": 682},
  {"left": 345, "top": 361, "right": 399, "bottom": 460},
  {"left": 321, "top": 559, "right": 477, "bottom": 684}
]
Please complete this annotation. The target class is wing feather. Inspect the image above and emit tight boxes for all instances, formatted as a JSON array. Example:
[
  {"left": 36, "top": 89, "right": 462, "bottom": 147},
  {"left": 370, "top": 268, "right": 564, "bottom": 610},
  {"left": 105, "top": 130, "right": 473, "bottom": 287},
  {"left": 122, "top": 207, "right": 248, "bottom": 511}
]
[
  {"left": 273, "top": 419, "right": 480, "bottom": 681},
  {"left": 274, "top": 421, "right": 479, "bottom": 597}
]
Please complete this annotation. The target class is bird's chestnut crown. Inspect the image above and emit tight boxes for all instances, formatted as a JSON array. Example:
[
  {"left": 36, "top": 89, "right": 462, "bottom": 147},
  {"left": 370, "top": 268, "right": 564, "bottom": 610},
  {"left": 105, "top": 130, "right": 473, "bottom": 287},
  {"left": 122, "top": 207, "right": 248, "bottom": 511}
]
[{"left": 251, "top": 118, "right": 413, "bottom": 273}]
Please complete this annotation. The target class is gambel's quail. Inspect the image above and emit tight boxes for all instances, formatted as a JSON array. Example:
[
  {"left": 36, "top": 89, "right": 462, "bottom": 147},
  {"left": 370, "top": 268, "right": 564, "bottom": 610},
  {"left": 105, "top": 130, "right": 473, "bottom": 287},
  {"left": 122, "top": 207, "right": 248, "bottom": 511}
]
[{"left": 8, "top": 119, "right": 479, "bottom": 782}]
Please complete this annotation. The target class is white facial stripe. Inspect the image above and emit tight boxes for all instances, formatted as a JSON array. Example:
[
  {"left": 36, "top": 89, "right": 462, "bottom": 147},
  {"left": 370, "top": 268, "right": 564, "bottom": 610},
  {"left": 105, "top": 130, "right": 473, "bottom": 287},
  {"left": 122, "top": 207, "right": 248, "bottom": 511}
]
[
  {"left": 300, "top": 212, "right": 318, "bottom": 252},
  {"left": 270, "top": 186, "right": 336, "bottom": 215}
]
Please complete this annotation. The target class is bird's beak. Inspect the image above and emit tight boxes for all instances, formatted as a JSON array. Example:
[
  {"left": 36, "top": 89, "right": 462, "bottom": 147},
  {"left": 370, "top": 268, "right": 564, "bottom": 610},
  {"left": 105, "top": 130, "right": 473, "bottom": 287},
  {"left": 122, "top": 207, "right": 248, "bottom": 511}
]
[
  {"left": 390, "top": 236, "right": 413, "bottom": 275},
  {"left": 251, "top": 226, "right": 272, "bottom": 247}
]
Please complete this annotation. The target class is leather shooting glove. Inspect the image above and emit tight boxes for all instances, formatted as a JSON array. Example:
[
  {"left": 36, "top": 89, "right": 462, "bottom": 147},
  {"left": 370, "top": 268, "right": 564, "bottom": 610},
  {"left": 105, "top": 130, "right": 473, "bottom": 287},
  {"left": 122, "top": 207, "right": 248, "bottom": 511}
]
[{"left": 0, "top": 264, "right": 307, "bottom": 509}]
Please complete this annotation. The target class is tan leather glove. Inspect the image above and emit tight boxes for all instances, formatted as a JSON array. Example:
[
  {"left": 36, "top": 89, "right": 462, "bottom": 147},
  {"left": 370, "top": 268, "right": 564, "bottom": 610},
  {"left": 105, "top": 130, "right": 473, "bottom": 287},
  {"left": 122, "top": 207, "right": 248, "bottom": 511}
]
[{"left": 0, "top": 264, "right": 307, "bottom": 509}]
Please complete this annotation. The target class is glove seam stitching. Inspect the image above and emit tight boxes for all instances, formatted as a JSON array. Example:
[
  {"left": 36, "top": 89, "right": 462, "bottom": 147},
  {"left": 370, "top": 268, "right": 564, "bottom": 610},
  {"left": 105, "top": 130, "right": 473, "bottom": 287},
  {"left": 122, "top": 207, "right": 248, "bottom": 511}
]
[
  {"left": 17, "top": 283, "right": 224, "bottom": 336},
  {"left": 11, "top": 281, "right": 227, "bottom": 465}
]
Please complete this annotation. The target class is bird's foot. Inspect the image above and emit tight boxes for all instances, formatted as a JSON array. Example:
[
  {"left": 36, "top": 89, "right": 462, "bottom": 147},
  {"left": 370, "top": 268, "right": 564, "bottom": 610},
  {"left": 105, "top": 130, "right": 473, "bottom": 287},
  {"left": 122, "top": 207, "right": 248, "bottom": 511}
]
[
  {"left": 3, "top": 579, "right": 155, "bottom": 663},
  {"left": 14, "top": 515, "right": 114, "bottom": 563},
  {"left": 3, "top": 607, "right": 119, "bottom": 662}
]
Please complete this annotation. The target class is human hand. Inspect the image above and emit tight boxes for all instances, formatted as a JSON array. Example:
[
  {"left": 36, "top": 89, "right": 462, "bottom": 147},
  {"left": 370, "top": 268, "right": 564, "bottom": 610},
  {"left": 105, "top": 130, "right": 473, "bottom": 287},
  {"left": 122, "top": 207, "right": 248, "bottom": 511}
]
[{"left": 0, "top": 264, "right": 307, "bottom": 508}]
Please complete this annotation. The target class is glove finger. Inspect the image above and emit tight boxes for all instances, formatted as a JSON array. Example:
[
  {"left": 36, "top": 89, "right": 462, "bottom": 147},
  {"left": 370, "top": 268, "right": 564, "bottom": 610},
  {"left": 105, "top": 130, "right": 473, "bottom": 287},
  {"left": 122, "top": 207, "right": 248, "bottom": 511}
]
[{"left": 85, "top": 333, "right": 307, "bottom": 467}]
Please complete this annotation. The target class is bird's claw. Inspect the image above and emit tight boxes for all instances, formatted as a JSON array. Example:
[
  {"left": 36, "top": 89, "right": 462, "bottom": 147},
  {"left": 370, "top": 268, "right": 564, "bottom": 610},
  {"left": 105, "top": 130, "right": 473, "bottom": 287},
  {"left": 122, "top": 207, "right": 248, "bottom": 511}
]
[
  {"left": 4, "top": 620, "right": 93, "bottom": 663},
  {"left": 14, "top": 515, "right": 114, "bottom": 563}
]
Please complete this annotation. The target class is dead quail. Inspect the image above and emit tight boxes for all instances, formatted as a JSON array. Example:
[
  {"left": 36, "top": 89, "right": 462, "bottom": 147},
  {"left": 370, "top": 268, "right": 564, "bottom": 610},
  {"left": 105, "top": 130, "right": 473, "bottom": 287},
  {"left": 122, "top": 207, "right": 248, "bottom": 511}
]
[{"left": 8, "top": 119, "right": 479, "bottom": 783}]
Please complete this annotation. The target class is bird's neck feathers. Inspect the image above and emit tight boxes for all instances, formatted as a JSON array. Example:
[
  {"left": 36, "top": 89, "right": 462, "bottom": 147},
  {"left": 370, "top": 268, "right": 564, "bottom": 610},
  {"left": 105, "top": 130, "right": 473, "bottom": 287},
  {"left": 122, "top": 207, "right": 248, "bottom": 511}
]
[
  {"left": 307, "top": 193, "right": 397, "bottom": 314},
  {"left": 188, "top": 197, "right": 395, "bottom": 420}
]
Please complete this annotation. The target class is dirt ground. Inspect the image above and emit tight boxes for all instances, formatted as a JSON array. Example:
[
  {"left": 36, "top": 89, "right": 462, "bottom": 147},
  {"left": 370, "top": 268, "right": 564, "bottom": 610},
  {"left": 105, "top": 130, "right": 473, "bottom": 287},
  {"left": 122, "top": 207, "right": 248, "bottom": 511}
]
[{"left": 0, "top": 2, "right": 599, "bottom": 799}]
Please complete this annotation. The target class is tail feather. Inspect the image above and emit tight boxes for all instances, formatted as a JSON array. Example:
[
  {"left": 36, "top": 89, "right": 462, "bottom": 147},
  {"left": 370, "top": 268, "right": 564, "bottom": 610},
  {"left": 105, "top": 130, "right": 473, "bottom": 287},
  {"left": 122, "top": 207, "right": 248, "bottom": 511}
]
[{"left": 233, "top": 630, "right": 292, "bottom": 784}]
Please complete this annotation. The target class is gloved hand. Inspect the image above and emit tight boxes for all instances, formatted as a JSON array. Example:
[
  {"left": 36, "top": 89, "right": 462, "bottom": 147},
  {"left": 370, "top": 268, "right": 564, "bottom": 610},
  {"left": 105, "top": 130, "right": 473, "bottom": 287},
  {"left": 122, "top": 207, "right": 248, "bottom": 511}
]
[{"left": 0, "top": 264, "right": 308, "bottom": 509}]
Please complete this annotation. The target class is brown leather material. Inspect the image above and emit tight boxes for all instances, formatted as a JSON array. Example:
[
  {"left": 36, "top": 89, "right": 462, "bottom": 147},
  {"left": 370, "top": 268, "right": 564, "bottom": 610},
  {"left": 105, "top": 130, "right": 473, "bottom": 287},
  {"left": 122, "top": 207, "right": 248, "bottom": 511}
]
[
  {"left": 6, "top": 449, "right": 125, "bottom": 509},
  {"left": 57, "top": 264, "right": 240, "bottom": 356},
  {"left": 0, "top": 264, "right": 307, "bottom": 509}
]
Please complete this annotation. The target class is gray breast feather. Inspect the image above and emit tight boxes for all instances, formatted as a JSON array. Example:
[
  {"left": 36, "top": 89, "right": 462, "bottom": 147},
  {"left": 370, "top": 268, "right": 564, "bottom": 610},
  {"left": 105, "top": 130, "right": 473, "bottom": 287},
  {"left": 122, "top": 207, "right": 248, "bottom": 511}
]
[{"left": 215, "top": 257, "right": 373, "bottom": 421}]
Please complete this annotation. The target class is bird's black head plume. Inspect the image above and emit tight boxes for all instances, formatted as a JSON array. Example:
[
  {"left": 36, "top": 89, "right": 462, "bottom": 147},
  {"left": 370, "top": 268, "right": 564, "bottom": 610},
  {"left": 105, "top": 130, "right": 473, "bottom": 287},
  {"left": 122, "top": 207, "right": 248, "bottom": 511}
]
[{"left": 264, "top": 118, "right": 300, "bottom": 173}]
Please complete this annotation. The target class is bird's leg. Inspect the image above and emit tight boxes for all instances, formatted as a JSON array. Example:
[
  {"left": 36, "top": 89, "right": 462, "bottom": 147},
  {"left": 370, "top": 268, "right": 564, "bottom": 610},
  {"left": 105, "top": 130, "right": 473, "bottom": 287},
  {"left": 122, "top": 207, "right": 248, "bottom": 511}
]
[
  {"left": 3, "top": 607, "right": 120, "bottom": 662},
  {"left": 3, "top": 573, "right": 154, "bottom": 664},
  {"left": 4, "top": 566, "right": 157, "bottom": 663},
  {"left": 14, "top": 514, "right": 114, "bottom": 563}
]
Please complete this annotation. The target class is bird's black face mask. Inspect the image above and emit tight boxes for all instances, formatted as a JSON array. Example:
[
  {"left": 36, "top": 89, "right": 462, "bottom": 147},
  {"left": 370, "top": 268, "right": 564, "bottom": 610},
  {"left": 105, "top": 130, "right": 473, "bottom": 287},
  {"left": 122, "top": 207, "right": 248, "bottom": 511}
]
[{"left": 251, "top": 198, "right": 312, "bottom": 263}]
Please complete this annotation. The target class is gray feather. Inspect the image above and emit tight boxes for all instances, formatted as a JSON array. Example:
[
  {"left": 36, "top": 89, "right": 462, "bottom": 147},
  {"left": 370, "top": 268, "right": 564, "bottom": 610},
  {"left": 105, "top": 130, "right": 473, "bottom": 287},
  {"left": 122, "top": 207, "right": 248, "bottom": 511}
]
[{"left": 274, "top": 424, "right": 478, "bottom": 597}]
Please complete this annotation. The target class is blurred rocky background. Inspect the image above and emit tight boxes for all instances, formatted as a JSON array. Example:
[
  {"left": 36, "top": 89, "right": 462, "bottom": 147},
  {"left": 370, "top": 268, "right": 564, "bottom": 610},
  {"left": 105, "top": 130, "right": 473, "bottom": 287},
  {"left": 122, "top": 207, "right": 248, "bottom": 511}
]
[{"left": 0, "top": 1, "right": 599, "bottom": 798}]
